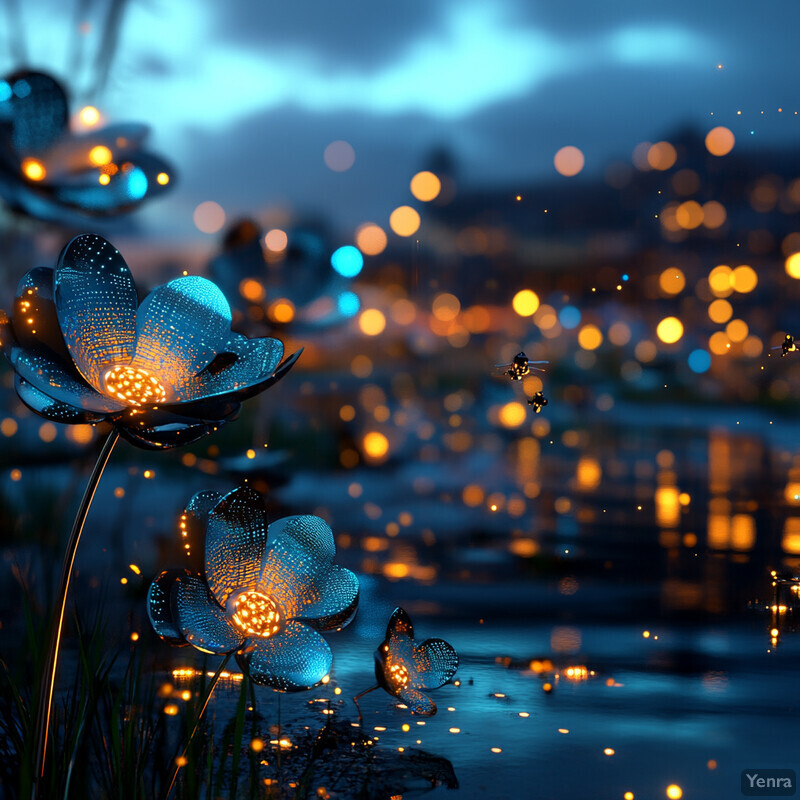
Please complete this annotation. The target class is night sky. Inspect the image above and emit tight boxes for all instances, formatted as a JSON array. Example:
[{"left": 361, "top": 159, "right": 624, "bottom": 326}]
[{"left": 4, "top": 0, "right": 800, "bottom": 237}]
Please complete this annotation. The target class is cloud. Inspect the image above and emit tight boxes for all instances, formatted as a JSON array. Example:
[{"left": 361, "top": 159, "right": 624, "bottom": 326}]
[{"left": 108, "top": 1, "right": 713, "bottom": 133}]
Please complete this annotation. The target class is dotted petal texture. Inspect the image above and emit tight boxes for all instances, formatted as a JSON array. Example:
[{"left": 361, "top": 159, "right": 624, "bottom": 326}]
[
  {"left": 204, "top": 485, "right": 268, "bottom": 607},
  {"left": 147, "top": 569, "right": 191, "bottom": 645},
  {"left": 171, "top": 574, "right": 244, "bottom": 655},
  {"left": 54, "top": 234, "right": 138, "bottom": 393},
  {"left": 131, "top": 276, "right": 231, "bottom": 399},
  {"left": 236, "top": 620, "right": 332, "bottom": 691}
]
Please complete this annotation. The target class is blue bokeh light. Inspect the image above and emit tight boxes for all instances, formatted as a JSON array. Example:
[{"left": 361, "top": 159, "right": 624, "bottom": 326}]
[
  {"left": 337, "top": 290, "right": 360, "bottom": 317},
  {"left": 125, "top": 168, "right": 149, "bottom": 200},
  {"left": 331, "top": 245, "right": 364, "bottom": 278},
  {"left": 559, "top": 305, "right": 581, "bottom": 329},
  {"left": 688, "top": 349, "right": 711, "bottom": 374},
  {"left": 0, "top": 82, "right": 11, "bottom": 103}
]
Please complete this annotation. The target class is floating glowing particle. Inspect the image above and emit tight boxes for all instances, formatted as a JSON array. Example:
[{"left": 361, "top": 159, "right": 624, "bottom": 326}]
[
  {"left": 512, "top": 289, "right": 539, "bottom": 317},
  {"left": 558, "top": 728, "right": 569, "bottom": 734},
  {"left": 79, "top": 105, "right": 100, "bottom": 126},
  {"left": 578, "top": 324, "right": 603, "bottom": 351},
  {"left": 157, "top": 172, "right": 170, "bottom": 185},
  {"left": 264, "top": 229, "right": 288, "bottom": 252},
  {"left": 432, "top": 293, "right": 461, "bottom": 321},
  {"left": 98, "top": 173, "right": 111, "bottom": 185},
  {"left": 705, "top": 126, "right": 734, "bottom": 156},
  {"left": 702, "top": 201, "right": 726, "bottom": 229},
  {"left": 604, "top": 748, "right": 615, "bottom": 756},
  {"left": 659, "top": 268, "right": 685, "bottom": 295},
  {"left": 725, "top": 318, "right": 748, "bottom": 343},
  {"left": 707, "top": 299, "right": 732, "bottom": 324},
  {"left": 88, "top": 145, "right": 112, "bottom": 166},
  {"left": 643, "top": 630, "right": 651, "bottom": 638},
  {"left": 647, "top": 141, "right": 677, "bottom": 171},
  {"left": 389, "top": 205, "right": 420, "bottom": 237},
  {"left": 355, "top": 223, "right": 387, "bottom": 255},
  {"left": 363, "top": 431, "right": 389, "bottom": 460},
  {"left": 491, "top": 747, "right": 502, "bottom": 753},
  {"left": 786, "top": 252, "right": 800, "bottom": 279},
  {"left": 268, "top": 299, "right": 295, "bottom": 324},
  {"left": 449, "top": 727, "right": 460, "bottom": 734},
  {"left": 731, "top": 265, "right": 757, "bottom": 293},
  {"left": 1, "top": 418, "right": 17, "bottom": 437},
  {"left": 240, "top": 279, "right": 265, "bottom": 303},
  {"left": 625, "top": 793, "right": 634, "bottom": 800},
  {"left": 554, "top": 146, "right": 585, "bottom": 177},
  {"left": 22, "top": 158, "right": 46, "bottom": 181},
  {"left": 39, "top": 423, "right": 57, "bottom": 443},
  {"left": 331, "top": 245, "right": 364, "bottom": 277},
  {"left": 666, "top": 786, "right": 682, "bottom": 800},
  {"left": 688, "top": 349, "right": 711, "bottom": 374},
  {"left": 164, "top": 704, "right": 179, "bottom": 716},
  {"left": 410, "top": 171, "right": 441, "bottom": 201},
  {"left": 675, "top": 201, "right": 704, "bottom": 229},
  {"left": 359, "top": 308, "right": 386, "bottom": 336},
  {"left": 708, "top": 265, "right": 733, "bottom": 297},
  {"left": 498, "top": 401, "right": 527, "bottom": 428},
  {"left": 193, "top": 201, "right": 226, "bottom": 234},
  {"left": 324, "top": 140, "right": 355, "bottom": 172},
  {"left": 657, "top": 316, "right": 683, "bottom": 344}
]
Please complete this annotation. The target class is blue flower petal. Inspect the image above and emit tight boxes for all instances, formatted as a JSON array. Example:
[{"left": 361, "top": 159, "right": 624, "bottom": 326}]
[
  {"left": 236, "top": 620, "right": 331, "bottom": 691},
  {"left": 260, "top": 516, "right": 337, "bottom": 618},
  {"left": 115, "top": 416, "right": 225, "bottom": 451},
  {"left": 131, "top": 276, "right": 232, "bottom": 398},
  {"left": 1, "top": 311, "right": 124, "bottom": 413},
  {"left": 147, "top": 569, "right": 191, "bottom": 645},
  {"left": 204, "top": 485, "right": 268, "bottom": 606},
  {"left": 54, "top": 234, "right": 138, "bottom": 392},
  {"left": 158, "top": 348, "right": 301, "bottom": 419},
  {"left": 171, "top": 574, "right": 244, "bottom": 655},
  {"left": 413, "top": 639, "right": 459, "bottom": 691},
  {"left": 179, "top": 334, "right": 284, "bottom": 402},
  {"left": 12, "top": 267, "right": 70, "bottom": 360},
  {"left": 396, "top": 686, "right": 437, "bottom": 716},
  {"left": 292, "top": 565, "right": 359, "bottom": 632},
  {"left": 4, "top": 70, "right": 68, "bottom": 153},
  {"left": 267, "top": 514, "right": 335, "bottom": 562},
  {"left": 15, "top": 375, "right": 104, "bottom": 424}
]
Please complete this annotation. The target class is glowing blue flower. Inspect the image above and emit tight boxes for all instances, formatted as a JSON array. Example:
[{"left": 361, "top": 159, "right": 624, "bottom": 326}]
[
  {"left": 148, "top": 486, "right": 359, "bottom": 691},
  {"left": 0, "top": 71, "right": 173, "bottom": 221},
  {"left": 374, "top": 608, "right": 458, "bottom": 716},
  {"left": 0, "top": 234, "right": 300, "bottom": 449}
]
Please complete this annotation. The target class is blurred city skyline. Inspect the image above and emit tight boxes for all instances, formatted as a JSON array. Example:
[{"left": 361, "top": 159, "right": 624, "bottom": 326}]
[{"left": 2, "top": 0, "right": 799, "bottom": 239}]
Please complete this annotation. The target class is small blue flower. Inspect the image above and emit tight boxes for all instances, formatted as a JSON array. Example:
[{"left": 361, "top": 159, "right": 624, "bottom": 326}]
[
  {"left": 374, "top": 608, "right": 458, "bottom": 716},
  {"left": 148, "top": 486, "right": 359, "bottom": 691},
  {"left": 0, "top": 234, "right": 300, "bottom": 449},
  {"left": 0, "top": 70, "right": 174, "bottom": 221}
]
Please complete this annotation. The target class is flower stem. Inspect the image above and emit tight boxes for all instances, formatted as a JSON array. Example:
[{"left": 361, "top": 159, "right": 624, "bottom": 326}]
[
  {"left": 163, "top": 652, "right": 233, "bottom": 800},
  {"left": 352, "top": 685, "right": 379, "bottom": 725},
  {"left": 32, "top": 428, "right": 120, "bottom": 799}
]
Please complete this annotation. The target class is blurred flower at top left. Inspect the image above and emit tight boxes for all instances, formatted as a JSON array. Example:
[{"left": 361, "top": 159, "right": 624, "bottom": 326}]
[
  {"left": 0, "top": 233, "right": 301, "bottom": 449},
  {"left": 0, "top": 70, "right": 173, "bottom": 222}
]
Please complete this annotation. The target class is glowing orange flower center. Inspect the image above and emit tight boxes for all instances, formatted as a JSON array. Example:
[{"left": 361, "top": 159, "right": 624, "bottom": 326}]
[
  {"left": 232, "top": 591, "right": 282, "bottom": 638},
  {"left": 387, "top": 662, "right": 410, "bottom": 688},
  {"left": 103, "top": 365, "right": 166, "bottom": 406}
]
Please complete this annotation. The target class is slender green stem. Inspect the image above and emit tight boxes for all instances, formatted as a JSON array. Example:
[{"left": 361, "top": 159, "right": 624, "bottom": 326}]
[
  {"left": 164, "top": 652, "right": 233, "bottom": 800},
  {"left": 32, "top": 429, "right": 120, "bottom": 800}
]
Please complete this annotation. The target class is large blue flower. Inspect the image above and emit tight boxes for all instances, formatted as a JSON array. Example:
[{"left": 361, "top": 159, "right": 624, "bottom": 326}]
[
  {"left": 0, "top": 233, "right": 300, "bottom": 449},
  {"left": 0, "top": 70, "right": 173, "bottom": 221},
  {"left": 374, "top": 608, "right": 458, "bottom": 716},
  {"left": 148, "top": 486, "right": 359, "bottom": 691}
]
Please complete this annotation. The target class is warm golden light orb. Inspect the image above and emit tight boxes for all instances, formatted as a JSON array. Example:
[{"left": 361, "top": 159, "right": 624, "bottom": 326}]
[
  {"left": 22, "top": 158, "right": 46, "bottom": 181},
  {"left": 103, "top": 365, "right": 166, "bottom": 406},
  {"left": 232, "top": 591, "right": 282, "bottom": 638}
]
